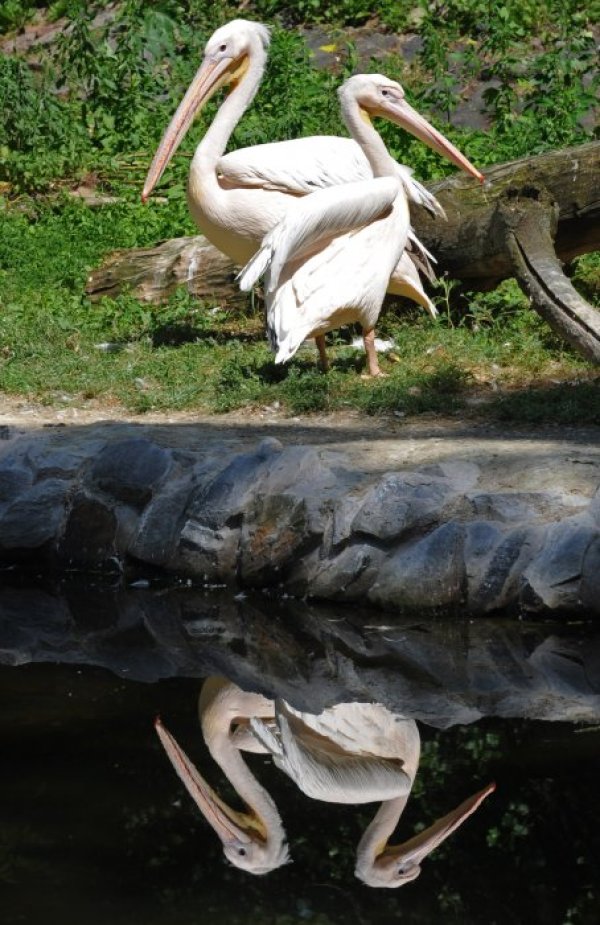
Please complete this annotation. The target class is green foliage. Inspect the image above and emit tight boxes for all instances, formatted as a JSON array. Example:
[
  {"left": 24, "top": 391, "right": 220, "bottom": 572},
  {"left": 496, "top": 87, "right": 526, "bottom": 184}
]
[{"left": 0, "top": 1, "right": 597, "bottom": 418}]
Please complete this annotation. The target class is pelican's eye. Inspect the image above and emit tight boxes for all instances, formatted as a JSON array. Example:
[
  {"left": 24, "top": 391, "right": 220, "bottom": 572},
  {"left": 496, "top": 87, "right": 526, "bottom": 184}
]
[
  {"left": 219, "top": 43, "right": 227, "bottom": 52},
  {"left": 238, "top": 847, "right": 247, "bottom": 857},
  {"left": 381, "top": 89, "right": 389, "bottom": 97}
]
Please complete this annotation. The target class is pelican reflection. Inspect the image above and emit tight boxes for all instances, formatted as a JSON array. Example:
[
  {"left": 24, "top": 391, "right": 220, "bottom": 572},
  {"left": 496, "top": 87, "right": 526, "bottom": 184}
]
[
  {"left": 156, "top": 677, "right": 289, "bottom": 874},
  {"left": 155, "top": 677, "right": 494, "bottom": 885}
]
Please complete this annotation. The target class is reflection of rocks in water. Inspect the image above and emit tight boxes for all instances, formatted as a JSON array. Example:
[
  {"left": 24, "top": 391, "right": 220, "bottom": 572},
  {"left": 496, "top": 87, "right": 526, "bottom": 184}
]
[
  {"left": 156, "top": 677, "right": 494, "bottom": 887},
  {"left": 1, "top": 587, "right": 599, "bottom": 727}
]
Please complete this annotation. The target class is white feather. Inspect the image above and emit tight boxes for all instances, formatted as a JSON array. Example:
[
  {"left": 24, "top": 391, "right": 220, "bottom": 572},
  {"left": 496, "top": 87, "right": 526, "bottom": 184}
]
[{"left": 239, "top": 177, "right": 399, "bottom": 293}]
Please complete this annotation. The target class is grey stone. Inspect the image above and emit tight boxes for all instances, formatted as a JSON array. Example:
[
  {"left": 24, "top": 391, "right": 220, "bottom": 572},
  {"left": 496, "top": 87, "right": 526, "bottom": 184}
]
[
  {"left": 256, "top": 446, "right": 341, "bottom": 537},
  {"left": 26, "top": 445, "right": 91, "bottom": 480},
  {"left": 59, "top": 494, "right": 118, "bottom": 566},
  {"left": 465, "top": 521, "right": 544, "bottom": 612},
  {"left": 308, "top": 543, "right": 386, "bottom": 601},
  {"left": 188, "top": 439, "right": 282, "bottom": 529},
  {"left": 581, "top": 535, "right": 600, "bottom": 614},
  {"left": 589, "top": 486, "right": 600, "bottom": 525},
  {"left": 172, "top": 521, "right": 240, "bottom": 582},
  {"left": 0, "top": 464, "right": 33, "bottom": 503},
  {"left": 352, "top": 472, "right": 455, "bottom": 542},
  {"left": 0, "top": 478, "right": 69, "bottom": 550},
  {"left": 0, "top": 423, "right": 598, "bottom": 619},
  {"left": 521, "top": 516, "right": 600, "bottom": 611},
  {"left": 130, "top": 476, "right": 194, "bottom": 565},
  {"left": 240, "top": 494, "right": 310, "bottom": 585},
  {"left": 90, "top": 438, "right": 172, "bottom": 506},
  {"left": 468, "top": 490, "right": 589, "bottom": 524},
  {"left": 368, "top": 522, "right": 465, "bottom": 610},
  {"left": 330, "top": 488, "right": 366, "bottom": 548}
]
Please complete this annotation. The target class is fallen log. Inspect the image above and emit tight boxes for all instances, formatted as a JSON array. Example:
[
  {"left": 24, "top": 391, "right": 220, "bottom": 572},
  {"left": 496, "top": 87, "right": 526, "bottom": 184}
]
[
  {"left": 86, "top": 140, "right": 600, "bottom": 360},
  {"left": 86, "top": 235, "right": 247, "bottom": 310}
]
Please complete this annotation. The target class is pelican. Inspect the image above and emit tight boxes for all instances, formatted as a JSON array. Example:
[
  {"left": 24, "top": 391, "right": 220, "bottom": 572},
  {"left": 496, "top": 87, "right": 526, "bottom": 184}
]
[
  {"left": 251, "top": 700, "right": 495, "bottom": 887},
  {"left": 155, "top": 676, "right": 289, "bottom": 874},
  {"left": 156, "top": 677, "right": 494, "bottom": 887},
  {"left": 141, "top": 20, "right": 483, "bottom": 335},
  {"left": 238, "top": 74, "right": 482, "bottom": 376}
]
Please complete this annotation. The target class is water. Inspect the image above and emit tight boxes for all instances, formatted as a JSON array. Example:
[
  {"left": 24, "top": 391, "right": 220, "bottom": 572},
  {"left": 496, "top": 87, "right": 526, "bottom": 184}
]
[{"left": 1, "top": 588, "right": 599, "bottom": 924}]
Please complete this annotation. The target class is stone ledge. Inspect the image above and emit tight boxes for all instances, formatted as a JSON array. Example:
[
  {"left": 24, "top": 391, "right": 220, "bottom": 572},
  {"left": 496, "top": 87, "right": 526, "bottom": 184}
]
[{"left": 0, "top": 418, "right": 598, "bottom": 617}]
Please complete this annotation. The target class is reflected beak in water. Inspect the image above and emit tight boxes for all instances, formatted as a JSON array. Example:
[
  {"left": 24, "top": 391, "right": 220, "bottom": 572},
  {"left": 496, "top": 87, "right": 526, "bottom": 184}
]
[
  {"left": 379, "top": 781, "right": 496, "bottom": 883},
  {"left": 154, "top": 716, "right": 264, "bottom": 848}
]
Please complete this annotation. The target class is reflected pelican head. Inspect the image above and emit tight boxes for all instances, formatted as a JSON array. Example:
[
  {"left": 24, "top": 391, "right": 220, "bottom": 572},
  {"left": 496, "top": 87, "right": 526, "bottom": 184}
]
[
  {"left": 155, "top": 716, "right": 289, "bottom": 874},
  {"left": 355, "top": 782, "right": 496, "bottom": 887}
]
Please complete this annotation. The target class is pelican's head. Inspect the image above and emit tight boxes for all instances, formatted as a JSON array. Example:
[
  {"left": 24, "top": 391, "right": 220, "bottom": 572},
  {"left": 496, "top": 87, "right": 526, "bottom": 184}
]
[
  {"left": 141, "top": 20, "right": 270, "bottom": 202},
  {"left": 155, "top": 717, "right": 289, "bottom": 875},
  {"left": 355, "top": 782, "right": 495, "bottom": 888},
  {"left": 338, "top": 74, "right": 484, "bottom": 183},
  {"left": 200, "top": 19, "right": 270, "bottom": 92}
]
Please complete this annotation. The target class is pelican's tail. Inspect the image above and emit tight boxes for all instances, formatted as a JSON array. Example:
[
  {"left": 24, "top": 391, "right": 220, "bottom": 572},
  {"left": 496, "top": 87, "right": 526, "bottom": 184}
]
[
  {"left": 250, "top": 717, "right": 283, "bottom": 757},
  {"left": 265, "top": 280, "right": 316, "bottom": 364},
  {"left": 395, "top": 165, "right": 446, "bottom": 221},
  {"left": 407, "top": 229, "right": 437, "bottom": 284},
  {"left": 238, "top": 241, "right": 273, "bottom": 292}
]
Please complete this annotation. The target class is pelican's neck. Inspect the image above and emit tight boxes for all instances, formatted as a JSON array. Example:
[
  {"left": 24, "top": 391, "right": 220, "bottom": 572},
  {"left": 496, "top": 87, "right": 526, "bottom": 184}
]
[
  {"left": 342, "top": 100, "right": 397, "bottom": 178},
  {"left": 196, "top": 42, "right": 267, "bottom": 167},
  {"left": 356, "top": 793, "right": 410, "bottom": 867},
  {"left": 201, "top": 680, "right": 284, "bottom": 844}
]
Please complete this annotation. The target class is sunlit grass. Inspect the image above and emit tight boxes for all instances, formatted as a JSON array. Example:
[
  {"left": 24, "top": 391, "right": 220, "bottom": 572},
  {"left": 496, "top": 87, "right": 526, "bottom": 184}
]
[
  {"left": 0, "top": 198, "right": 595, "bottom": 423},
  {"left": 0, "top": 2, "right": 597, "bottom": 425}
]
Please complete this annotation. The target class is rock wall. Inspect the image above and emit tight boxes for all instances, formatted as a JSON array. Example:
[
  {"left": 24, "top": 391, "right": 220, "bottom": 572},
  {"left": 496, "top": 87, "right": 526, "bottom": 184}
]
[{"left": 0, "top": 420, "right": 599, "bottom": 617}]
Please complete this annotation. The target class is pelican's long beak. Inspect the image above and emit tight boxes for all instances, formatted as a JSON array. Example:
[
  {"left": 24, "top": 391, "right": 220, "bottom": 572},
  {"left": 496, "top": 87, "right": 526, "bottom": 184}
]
[
  {"left": 154, "top": 717, "right": 264, "bottom": 847},
  {"left": 141, "top": 55, "right": 239, "bottom": 203},
  {"left": 380, "top": 781, "right": 495, "bottom": 882},
  {"left": 379, "top": 97, "right": 484, "bottom": 183}
]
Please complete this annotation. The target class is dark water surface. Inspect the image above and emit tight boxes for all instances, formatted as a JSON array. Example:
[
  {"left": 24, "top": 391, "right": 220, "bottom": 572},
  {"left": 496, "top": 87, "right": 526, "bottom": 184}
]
[{"left": 1, "top": 588, "right": 599, "bottom": 924}]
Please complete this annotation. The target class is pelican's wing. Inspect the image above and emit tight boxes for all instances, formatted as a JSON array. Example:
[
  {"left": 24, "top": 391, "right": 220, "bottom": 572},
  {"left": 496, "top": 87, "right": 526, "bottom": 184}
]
[
  {"left": 281, "top": 702, "right": 420, "bottom": 760},
  {"left": 273, "top": 704, "right": 412, "bottom": 804},
  {"left": 219, "top": 136, "right": 372, "bottom": 194},
  {"left": 239, "top": 176, "right": 400, "bottom": 293}
]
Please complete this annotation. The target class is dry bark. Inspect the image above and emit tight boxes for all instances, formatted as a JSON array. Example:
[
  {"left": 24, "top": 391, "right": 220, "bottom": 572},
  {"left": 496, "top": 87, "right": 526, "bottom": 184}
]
[
  {"left": 86, "top": 236, "right": 248, "bottom": 310},
  {"left": 86, "top": 140, "right": 600, "bottom": 360}
]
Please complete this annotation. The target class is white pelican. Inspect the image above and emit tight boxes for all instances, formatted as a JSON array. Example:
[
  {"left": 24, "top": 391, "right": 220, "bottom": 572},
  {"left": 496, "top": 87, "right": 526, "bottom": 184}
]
[
  {"left": 238, "top": 74, "right": 482, "bottom": 376},
  {"left": 156, "top": 678, "right": 494, "bottom": 886},
  {"left": 251, "top": 700, "right": 495, "bottom": 888},
  {"left": 141, "top": 20, "right": 483, "bottom": 331},
  {"left": 155, "top": 676, "right": 289, "bottom": 874}
]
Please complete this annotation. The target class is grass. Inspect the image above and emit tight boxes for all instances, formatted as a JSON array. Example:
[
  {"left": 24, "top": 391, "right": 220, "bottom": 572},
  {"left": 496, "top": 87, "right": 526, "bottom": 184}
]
[
  {"left": 0, "top": 196, "right": 596, "bottom": 421},
  {"left": 0, "top": 2, "right": 598, "bottom": 425}
]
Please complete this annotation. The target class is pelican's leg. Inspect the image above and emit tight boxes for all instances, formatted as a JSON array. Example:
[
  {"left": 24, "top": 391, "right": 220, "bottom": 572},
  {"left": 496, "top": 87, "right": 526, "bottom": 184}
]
[
  {"left": 315, "top": 335, "right": 330, "bottom": 372},
  {"left": 362, "top": 328, "right": 385, "bottom": 378}
]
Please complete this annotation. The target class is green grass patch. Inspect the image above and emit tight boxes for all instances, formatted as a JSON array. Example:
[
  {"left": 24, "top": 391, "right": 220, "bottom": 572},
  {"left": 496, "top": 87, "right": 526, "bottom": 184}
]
[
  {"left": 0, "top": 2, "right": 598, "bottom": 425},
  {"left": 0, "top": 192, "right": 595, "bottom": 423}
]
